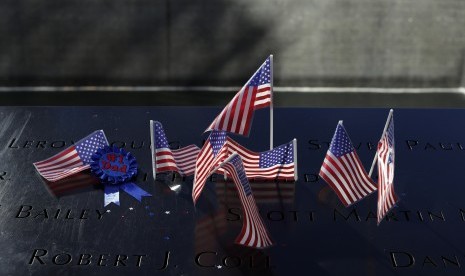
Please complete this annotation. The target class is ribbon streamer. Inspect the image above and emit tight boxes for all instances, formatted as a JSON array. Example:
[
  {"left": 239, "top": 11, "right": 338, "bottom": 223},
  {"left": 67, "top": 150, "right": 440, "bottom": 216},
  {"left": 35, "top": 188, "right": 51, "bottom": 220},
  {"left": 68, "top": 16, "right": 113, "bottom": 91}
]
[{"left": 104, "top": 182, "right": 151, "bottom": 207}]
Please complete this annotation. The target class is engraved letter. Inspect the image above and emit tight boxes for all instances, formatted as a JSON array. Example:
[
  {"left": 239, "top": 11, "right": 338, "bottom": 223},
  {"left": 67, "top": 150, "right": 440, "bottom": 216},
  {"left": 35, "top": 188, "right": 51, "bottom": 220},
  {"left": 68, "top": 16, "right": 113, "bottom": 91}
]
[
  {"left": 16, "top": 205, "right": 33, "bottom": 218},
  {"left": 390, "top": 251, "right": 415, "bottom": 268},
  {"left": 29, "top": 249, "right": 48, "bottom": 265}
]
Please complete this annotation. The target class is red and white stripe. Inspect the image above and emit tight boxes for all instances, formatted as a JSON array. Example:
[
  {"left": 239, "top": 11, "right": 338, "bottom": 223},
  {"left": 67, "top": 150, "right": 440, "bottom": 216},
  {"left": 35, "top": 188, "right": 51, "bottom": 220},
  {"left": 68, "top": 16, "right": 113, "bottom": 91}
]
[
  {"left": 194, "top": 208, "right": 228, "bottom": 251},
  {"left": 377, "top": 135, "right": 398, "bottom": 224},
  {"left": 217, "top": 182, "right": 295, "bottom": 205},
  {"left": 33, "top": 146, "right": 88, "bottom": 182},
  {"left": 46, "top": 172, "right": 98, "bottom": 197},
  {"left": 319, "top": 151, "right": 377, "bottom": 207},
  {"left": 192, "top": 143, "right": 228, "bottom": 203},
  {"left": 220, "top": 158, "right": 273, "bottom": 248},
  {"left": 253, "top": 84, "right": 272, "bottom": 109},
  {"left": 155, "top": 144, "right": 200, "bottom": 176},
  {"left": 225, "top": 139, "right": 295, "bottom": 180},
  {"left": 192, "top": 138, "right": 296, "bottom": 204},
  {"left": 205, "top": 84, "right": 271, "bottom": 136}
]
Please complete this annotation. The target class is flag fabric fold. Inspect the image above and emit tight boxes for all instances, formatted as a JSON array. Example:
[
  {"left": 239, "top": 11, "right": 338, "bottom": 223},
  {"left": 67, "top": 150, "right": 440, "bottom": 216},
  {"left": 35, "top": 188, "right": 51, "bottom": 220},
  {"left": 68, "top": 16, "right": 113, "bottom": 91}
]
[
  {"left": 319, "top": 122, "right": 377, "bottom": 207},
  {"left": 150, "top": 120, "right": 201, "bottom": 179},
  {"left": 205, "top": 56, "right": 272, "bottom": 136},
  {"left": 33, "top": 130, "right": 109, "bottom": 182},
  {"left": 215, "top": 154, "right": 273, "bottom": 248},
  {"left": 220, "top": 138, "right": 296, "bottom": 180},
  {"left": 193, "top": 131, "right": 229, "bottom": 203},
  {"left": 377, "top": 112, "right": 398, "bottom": 224},
  {"left": 192, "top": 131, "right": 297, "bottom": 204}
]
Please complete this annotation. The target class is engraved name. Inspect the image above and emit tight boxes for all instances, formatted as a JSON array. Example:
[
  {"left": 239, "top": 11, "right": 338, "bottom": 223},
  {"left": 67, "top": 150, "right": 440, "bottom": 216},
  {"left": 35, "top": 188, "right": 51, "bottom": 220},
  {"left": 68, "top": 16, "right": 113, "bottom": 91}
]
[
  {"left": 390, "top": 251, "right": 464, "bottom": 268},
  {"left": 16, "top": 205, "right": 106, "bottom": 220},
  {"left": 29, "top": 249, "right": 153, "bottom": 268},
  {"left": 7, "top": 138, "right": 184, "bottom": 150},
  {"left": 308, "top": 139, "right": 465, "bottom": 151}
]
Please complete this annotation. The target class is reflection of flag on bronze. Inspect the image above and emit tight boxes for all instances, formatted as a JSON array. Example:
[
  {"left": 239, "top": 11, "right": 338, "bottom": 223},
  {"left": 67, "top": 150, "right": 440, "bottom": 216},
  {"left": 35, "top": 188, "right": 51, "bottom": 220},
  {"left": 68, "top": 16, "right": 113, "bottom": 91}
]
[
  {"left": 319, "top": 122, "right": 377, "bottom": 207},
  {"left": 34, "top": 130, "right": 109, "bottom": 182},
  {"left": 377, "top": 111, "right": 398, "bottom": 224},
  {"left": 205, "top": 56, "right": 272, "bottom": 136},
  {"left": 150, "top": 121, "right": 200, "bottom": 179},
  {"left": 195, "top": 207, "right": 228, "bottom": 251},
  {"left": 217, "top": 154, "right": 273, "bottom": 249},
  {"left": 45, "top": 171, "right": 99, "bottom": 197},
  {"left": 217, "top": 181, "right": 295, "bottom": 205}
]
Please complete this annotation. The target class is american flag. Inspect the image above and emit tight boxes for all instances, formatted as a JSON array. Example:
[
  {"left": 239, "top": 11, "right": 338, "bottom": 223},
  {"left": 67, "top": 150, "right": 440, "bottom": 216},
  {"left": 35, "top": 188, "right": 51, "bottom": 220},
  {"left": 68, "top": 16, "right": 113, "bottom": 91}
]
[
  {"left": 205, "top": 56, "right": 272, "bottom": 136},
  {"left": 193, "top": 131, "right": 229, "bottom": 203},
  {"left": 319, "top": 122, "right": 377, "bottom": 207},
  {"left": 33, "top": 130, "right": 109, "bottom": 182},
  {"left": 192, "top": 133, "right": 297, "bottom": 204},
  {"left": 217, "top": 154, "right": 273, "bottom": 248},
  {"left": 224, "top": 138, "right": 296, "bottom": 181},
  {"left": 150, "top": 120, "right": 200, "bottom": 178},
  {"left": 377, "top": 112, "right": 398, "bottom": 224}
]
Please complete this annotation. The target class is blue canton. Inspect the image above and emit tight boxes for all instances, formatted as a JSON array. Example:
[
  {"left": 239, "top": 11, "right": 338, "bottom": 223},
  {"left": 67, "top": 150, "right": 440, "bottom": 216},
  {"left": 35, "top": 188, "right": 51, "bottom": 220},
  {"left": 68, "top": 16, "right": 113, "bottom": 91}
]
[
  {"left": 329, "top": 124, "right": 354, "bottom": 158},
  {"left": 210, "top": 131, "right": 227, "bottom": 156},
  {"left": 154, "top": 122, "right": 170, "bottom": 148},
  {"left": 75, "top": 130, "right": 108, "bottom": 164},
  {"left": 259, "top": 142, "right": 293, "bottom": 168},
  {"left": 231, "top": 155, "right": 251, "bottom": 196},
  {"left": 248, "top": 57, "right": 271, "bottom": 86},
  {"left": 387, "top": 152, "right": 393, "bottom": 164}
]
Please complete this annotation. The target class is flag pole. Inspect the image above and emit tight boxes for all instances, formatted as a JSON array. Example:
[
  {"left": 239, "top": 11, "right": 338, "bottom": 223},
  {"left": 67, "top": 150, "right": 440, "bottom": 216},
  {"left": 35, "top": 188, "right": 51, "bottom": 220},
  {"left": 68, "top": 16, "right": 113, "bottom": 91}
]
[
  {"left": 368, "top": 109, "right": 394, "bottom": 177},
  {"left": 293, "top": 138, "right": 298, "bottom": 181},
  {"left": 270, "top": 54, "right": 274, "bottom": 150},
  {"left": 149, "top": 120, "right": 157, "bottom": 181}
]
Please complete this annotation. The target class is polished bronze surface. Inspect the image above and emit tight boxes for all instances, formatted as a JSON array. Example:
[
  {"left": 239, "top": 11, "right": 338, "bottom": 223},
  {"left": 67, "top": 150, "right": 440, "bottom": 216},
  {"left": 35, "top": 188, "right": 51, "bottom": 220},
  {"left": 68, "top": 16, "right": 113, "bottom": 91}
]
[{"left": 0, "top": 107, "right": 463, "bottom": 275}]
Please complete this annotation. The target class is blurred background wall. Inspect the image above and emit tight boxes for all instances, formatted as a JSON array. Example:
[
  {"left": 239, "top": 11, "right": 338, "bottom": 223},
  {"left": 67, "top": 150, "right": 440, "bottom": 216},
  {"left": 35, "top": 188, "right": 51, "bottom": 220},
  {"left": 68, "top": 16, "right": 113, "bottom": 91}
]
[{"left": 1, "top": 0, "right": 464, "bottom": 106}]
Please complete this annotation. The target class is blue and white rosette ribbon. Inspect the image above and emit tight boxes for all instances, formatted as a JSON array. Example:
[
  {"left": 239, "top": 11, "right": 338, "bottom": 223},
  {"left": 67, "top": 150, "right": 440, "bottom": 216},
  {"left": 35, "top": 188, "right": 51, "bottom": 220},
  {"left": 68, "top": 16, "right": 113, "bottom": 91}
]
[{"left": 90, "top": 146, "right": 151, "bottom": 207}]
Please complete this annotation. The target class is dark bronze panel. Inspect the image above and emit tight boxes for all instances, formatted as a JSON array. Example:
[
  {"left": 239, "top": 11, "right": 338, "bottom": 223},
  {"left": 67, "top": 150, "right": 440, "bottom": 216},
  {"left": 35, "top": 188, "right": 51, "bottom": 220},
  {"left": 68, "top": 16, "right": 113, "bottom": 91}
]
[{"left": 0, "top": 107, "right": 463, "bottom": 275}]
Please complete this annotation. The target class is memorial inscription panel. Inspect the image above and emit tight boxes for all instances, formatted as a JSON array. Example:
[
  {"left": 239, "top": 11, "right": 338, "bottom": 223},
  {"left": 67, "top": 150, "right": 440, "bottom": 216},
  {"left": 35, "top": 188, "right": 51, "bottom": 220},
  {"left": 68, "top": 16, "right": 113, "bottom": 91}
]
[{"left": 0, "top": 107, "right": 464, "bottom": 275}]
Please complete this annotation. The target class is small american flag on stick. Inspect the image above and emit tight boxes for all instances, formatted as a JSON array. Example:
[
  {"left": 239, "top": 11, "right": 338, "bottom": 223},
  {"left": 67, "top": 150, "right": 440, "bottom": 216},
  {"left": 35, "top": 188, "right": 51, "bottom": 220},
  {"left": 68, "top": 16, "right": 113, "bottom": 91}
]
[
  {"left": 150, "top": 121, "right": 200, "bottom": 179},
  {"left": 205, "top": 56, "right": 272, "bottom": 136},
  {"left": 377, "top": 110, "right": 398, "bottom": 224},
  {"left": 193, "top": 131, "right": 229, "bottom": 203},
  {"left": 216, "top": 154, "right": 273, "bottom": 249},
  {"left": 192, "top": 131, "right": 297, "bottom": 204},
  {"left": 33, "top": 130, "right": 108, "bottom": 182},
  {"left": 223, "top": 138, "right": 296, "bottom": 181},
  {"left": 319, "top": 122, "right": 377, "bottom": 207}
]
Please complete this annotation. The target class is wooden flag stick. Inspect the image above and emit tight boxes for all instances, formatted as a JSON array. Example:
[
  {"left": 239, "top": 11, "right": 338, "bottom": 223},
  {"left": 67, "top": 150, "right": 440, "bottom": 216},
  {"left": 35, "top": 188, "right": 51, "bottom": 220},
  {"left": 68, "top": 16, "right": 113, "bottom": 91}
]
[{"left": 368, "top": 109, "right": 394, "bottom": 177}]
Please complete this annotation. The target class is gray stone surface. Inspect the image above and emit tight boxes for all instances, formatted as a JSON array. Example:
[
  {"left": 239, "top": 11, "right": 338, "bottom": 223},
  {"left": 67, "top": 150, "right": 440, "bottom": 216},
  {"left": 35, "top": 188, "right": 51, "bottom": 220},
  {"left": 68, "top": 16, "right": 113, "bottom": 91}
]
[{"left": 0, "top": 0, "right": 464, "bottom": 87}]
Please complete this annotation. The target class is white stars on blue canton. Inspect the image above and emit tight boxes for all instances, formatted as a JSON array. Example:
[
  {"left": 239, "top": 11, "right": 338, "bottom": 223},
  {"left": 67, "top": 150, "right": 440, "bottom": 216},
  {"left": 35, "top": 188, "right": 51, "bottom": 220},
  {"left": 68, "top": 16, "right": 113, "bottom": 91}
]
[
  {"left": 231, "top": 155, "right": 251, "bottom": 196},
  {"left": 210, "top": 131, "right": 227, "bottom": 156},
  {"left": 329, "top": 124, "right": 354, "bottom": 158},
  {"left": 154, "top": 122, "right": 170, "bottom": 148},
  {"left": 259, "top": 142, "right": 293, "bottom": 168},
  {"left": 248, "top": 57, "right": 271, "bottom": 86},
  {"left": 75, "top": 130, "right": 108, "bottom": 164}
]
